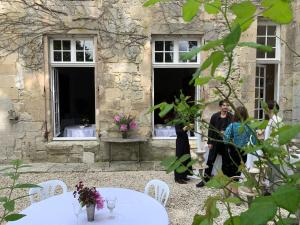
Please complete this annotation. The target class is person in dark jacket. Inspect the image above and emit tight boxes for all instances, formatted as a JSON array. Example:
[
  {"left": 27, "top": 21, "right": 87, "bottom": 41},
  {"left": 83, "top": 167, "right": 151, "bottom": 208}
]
[
  {"left": 196, "top": 100, "right": 232, "bottom": 188},
  {"left": 174, "top": 123, "right": 193, "bottom": 184}
]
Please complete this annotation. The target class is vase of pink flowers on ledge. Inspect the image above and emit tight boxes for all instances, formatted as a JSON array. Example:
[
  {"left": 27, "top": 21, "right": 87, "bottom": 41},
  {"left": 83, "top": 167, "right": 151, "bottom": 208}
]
[
  {"left": 73, "top": 181, "right": 104, "bottom": 222},
  {"left": 114, "top": 114, "right": 137, "bottom": 138}
]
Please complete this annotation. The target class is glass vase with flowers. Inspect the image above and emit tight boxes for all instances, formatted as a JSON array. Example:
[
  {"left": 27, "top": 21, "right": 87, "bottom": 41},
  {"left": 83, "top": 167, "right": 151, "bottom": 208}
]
[
  {"left": 73, "top": 181, "right": 104, "bottom": 222},
  {"left": 113, "top": 114, "right": 137, "bottom": 138}
]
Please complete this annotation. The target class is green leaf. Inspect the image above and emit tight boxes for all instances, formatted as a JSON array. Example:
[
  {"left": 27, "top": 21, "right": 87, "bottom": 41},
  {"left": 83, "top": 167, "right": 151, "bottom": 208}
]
[
  {"left": 261, "top": 0, "right": 293, "bottom": 24},
  {"left": 166, "top": 160, "right": 181, "bottom": 174},
  {"left": 192, "top": 214, "right": 209, "bottom": 225},
  {"left": 210, "top": 51, "right": 225, "bottom": 76},
  {"left": 223, "top": 25, "right": 241, "bottom": 52},
  {"left": 277, "top": 218, "right": 298, "bottom": 225},
  {"left": 272, "top": 184, "right": 300, "bottom": 213},
  {"left": 143, "top": 0, "right": 161, "bottom": 7},
  {"left": 187, "top": 159, "right": 197, "bottom": 168},
  {"left": 224, "top": 216, "right": 241, "bottom": 225},
  {"left": 176, "top": 165, "right": 188, "bottom": 173},
  {"left": 4, "top": 200, "right": 15, "bottom": 212},
  {"left": 230, "top": 1, "right": 256, "bottom": 31},
  {"left": 204, "top": 197, "right": 220, "bottom": 219},
  {"left": 206, "top": 172, "right": 231, "bottom": 189},
  {"left": 4, "top": 213, "right": 26, "bottom": 221},
  {"left": 160, "top": 156, "right": 177, "bottom": 168},
  {"left": 240, "top": 196, "right": 277, "bottom": 225},
  {"left": 178, "top": 154, "right": 191, "bottom": 163},
  {"left": 14, "top": 183, "right": 41, "bottom": 189},
  {"left": 180, "top": 47, "right": 201, "bottom": 61},
  {"left": 182, "top": 0, "right": 200, "bottom": 22},
  {"left": 195, "top": 76, "right": 212, "bottom": 86},
  {"left": 202, "top": 39, "right": 223, "bottom": 51},
  {"left": 224, "top": 197, "right": 242, "bottom": 204},
  {"left": 204, "top": 0, "right": 221, "bottom": 14},
  {"left": 277, "top": 124, "right": 300, "bottom": 145},
  {"left": 158, "top": 103, "right": 174, "bottom": 118},
  {"left": 238, "top": 42, "right": 273, "bottom": 52}
]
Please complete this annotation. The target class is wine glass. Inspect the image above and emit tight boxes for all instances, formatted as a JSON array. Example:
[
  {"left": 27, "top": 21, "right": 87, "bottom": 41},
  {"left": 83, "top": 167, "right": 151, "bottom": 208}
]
[
  {"left": 72, "top": 199, "right": 82, "bottom": 225},
  {"left": 106, "top": 197, "right": 117, "bottom": 217}
]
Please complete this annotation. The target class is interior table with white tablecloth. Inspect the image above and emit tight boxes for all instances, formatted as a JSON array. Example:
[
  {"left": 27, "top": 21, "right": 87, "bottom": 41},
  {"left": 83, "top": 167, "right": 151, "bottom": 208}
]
[
  {"left": 63, "top": 125, "right": 96, "bottom": 137},
  {"left": 8, "top": 187, "right": 169, "bottom": 225}
]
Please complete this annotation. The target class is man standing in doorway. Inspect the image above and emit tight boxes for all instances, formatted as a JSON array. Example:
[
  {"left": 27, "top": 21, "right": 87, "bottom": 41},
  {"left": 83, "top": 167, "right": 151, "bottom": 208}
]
[{"left": 196, "top": 100, "right": 232, "bottom": 188}]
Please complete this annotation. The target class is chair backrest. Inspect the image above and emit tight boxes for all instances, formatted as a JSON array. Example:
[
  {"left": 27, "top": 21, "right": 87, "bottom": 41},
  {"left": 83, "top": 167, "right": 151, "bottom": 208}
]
[
  {"left": 29, "top": 179, "right": 68, "bottom": 204},
  {"left": 144, "top": 179, "right": 170, "bottom": 207}
]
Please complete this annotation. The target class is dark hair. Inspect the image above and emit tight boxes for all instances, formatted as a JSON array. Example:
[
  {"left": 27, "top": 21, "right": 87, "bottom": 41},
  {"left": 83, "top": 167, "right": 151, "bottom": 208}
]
[
  {"left": 267, "top": 100, "right": 280, "bottom": 111},
  {"left": 233, "top": 106, "right": 249, "bottom": 122},
  {"left": 219, "top": 99, "right": 229, "bottom": 106}
]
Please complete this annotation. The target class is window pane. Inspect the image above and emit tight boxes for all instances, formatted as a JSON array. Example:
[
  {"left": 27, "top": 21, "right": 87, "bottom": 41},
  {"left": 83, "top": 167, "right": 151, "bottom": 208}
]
[
  {"left": 155, "top": 41, "right": 163, "bottom": 51},
  {"left": 179, "top": 41, "right": 188, "bottom": 51},
  {"left": 255, "top": 99, "right": 259, "bottom": 108},
  {"left": 76, "top": 41, "right": 84, "bottom": 50},
  {"left": 255, "top": 90, "right": 259, "bottom": 98},
  {"left": 165, "top": 41, "right": 173, "bottom": 51},
  {"left": 267, "top": 37, "right": 276, "bottom": 47},
  {"left": 179, "top": 52, "right": 187, "bottom": 62},
  {"left": 53, "top": 40, "right": 61, "bottom": 50},
  {"left": 257, "top": 25, "right": 266, "bottom": 36},
  {"left": 63, "top": 51, "right": 71, "bottom": 61},
  {"left": 256, "top": 50, "right": 265, "bottom": 58},
  {"left": 76, "top": 52, "right": 84, "bottom": 61},
  {"left": 254, "top": 110, "right": 258, "bottom": 119},
  {"left": 255, "top": 78, "right": 259, "bottom": 86},
  {"left": 85, "top": 51, "right": 93, "bottom": 62},
  {"left": 62, "top": 41, "right": 71, "bottom": 50},
  {"left": 189, "top": 41, "right": 198, "bottom": 50},
  {"left": 53, "top": 51, "right": 61, "bottom": 61},
  {"left": 260, "top": 78, "right": 264, "bottom": 87},
  {"left": 259, "top": 110, "right": 263, "bottom": 119},
  {"left": 267, "top": 26, "right": 276, "bottom": 35},
  {"left": 190, "top": 56, "right": 197, "bottom": 62},
  {"left": 165, "top": 53, "right": 173, "bottom": 62},
  {"left": 267, "top": 49, "right": 275, "bottom": 58},
  {"left": 84, "top": 40, "right": 93, "bottom": 51},
  {"left": 155, "top": 53, "right": 163, "bottom": 62},
  {"left": 257, "top": 37, "right": 266, "bottom": 45},
  {"left": 260, "top": 67, "right": 264, "bottom": 75},
  {"left": 260, "top": 89, "right": 264, "bottom": 98}
]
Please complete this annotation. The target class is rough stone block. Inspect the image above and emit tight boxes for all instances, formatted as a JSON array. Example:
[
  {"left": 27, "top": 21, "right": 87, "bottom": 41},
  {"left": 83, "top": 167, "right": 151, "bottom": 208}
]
[{"left": 83, "top": 152, "right": 95, "bottom": 164}]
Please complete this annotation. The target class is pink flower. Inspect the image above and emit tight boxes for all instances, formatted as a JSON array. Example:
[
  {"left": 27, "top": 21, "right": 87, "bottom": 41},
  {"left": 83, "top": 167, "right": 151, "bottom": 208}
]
[
  {"left": 120, "top": 124, "right": 128, "bottom": 131},
  {"left": 114, "top": 115, "right": 120, "bottom": 122},
  {"left": 95, "top": 191, "right": 104, "bottom": 209},
  {"left": 129, "top": 120, "right": 137, "bottom": 129}
]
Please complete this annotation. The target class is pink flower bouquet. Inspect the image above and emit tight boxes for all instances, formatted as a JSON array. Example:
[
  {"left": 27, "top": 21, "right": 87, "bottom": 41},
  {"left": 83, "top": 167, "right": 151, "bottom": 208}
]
[
  {"left": 114, "top": 114, "right": 137, "bottom": 133},
  {"left": 73, "top": 181, "right": 104, "bottom": 210}
]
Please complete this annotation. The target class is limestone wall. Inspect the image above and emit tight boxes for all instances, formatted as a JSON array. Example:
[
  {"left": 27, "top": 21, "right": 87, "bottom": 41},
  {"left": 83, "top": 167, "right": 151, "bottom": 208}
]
[{"left": 0, "top": 0, "right": 297, "bottom": 163}]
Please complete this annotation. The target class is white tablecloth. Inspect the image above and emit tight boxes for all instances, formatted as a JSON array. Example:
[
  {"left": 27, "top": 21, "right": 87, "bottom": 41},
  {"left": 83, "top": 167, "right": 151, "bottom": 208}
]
[
  {"left": 8, "top": 188, "right": 169, "bottom": 225},
  {"left": 64, "top": 125, "right": 96, "bottom": 137},
  {"left": 155, "top": 126, "right": 176, "bottom": 137}
]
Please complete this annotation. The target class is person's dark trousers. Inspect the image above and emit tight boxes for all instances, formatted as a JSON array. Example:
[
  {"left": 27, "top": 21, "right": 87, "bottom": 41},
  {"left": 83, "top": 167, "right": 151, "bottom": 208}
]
[
  {"left": 203, "top": 143, "right": 225, "bottom": 180},
  {"left": 222, "top": 145, "right": 247, "bottom": 178}
]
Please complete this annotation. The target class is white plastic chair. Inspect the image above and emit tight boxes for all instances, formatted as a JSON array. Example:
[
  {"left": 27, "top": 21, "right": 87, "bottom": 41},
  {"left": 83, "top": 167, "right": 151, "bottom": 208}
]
[
  {"left": 144, "top": 179, "right": 170, "bottom": 207},
  {"left": 29, "top": 179, "right": 68, "bottom": 204}
]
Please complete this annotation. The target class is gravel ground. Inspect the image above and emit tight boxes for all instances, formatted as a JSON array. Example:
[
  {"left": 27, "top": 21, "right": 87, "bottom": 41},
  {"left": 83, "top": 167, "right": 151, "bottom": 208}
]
[{"left": 1, "top": 171, "right": 247, "bottom": 225}]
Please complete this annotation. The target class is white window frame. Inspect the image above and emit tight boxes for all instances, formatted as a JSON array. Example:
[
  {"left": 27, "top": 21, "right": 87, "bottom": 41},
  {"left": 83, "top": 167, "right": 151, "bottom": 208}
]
[
  {"left": 256, "top": 21, "right": 281, "bottom": 62},
  {"left": 255, "top": 21, "right": 281, "bottom": 118},
  {"left": 50, "top": 38, "right": 95, "bottom": 66},
  {"left": 152, "top": 38, "right": 201, "bottom": 67},
  {"left": 254, "top": 65, "right": 266, "bottom": 120},
  {"left": 50, "top": 37, "right": 96, "bottom": 141},
  {"left": 152, "top": 37, "right": 201, "bottom": 139}
]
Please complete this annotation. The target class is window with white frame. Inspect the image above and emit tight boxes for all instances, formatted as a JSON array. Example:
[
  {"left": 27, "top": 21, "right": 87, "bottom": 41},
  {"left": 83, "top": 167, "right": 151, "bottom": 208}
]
[
  {"left": 256, "top": 23, "right": 279, "bottom": 59},
  {"left": 152, "top": 37, "right": 201, "bottom": 138},
  {"left": 51, "top": 39, "right": 94, "bottom": 63},
  {"left": 50, "top": 38, "right": 96, "bottom": 139},
  {"left": 153, "top": 39, "right": 200, "bottom": 64},
  {"left": 255, "top": 21, "right": 280, "bottom": 120}
]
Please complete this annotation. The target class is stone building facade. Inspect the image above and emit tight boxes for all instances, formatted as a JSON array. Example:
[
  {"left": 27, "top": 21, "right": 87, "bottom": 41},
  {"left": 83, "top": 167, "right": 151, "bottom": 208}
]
[{"left": 0, "top": 1, "right": 299, "bottom": 163}]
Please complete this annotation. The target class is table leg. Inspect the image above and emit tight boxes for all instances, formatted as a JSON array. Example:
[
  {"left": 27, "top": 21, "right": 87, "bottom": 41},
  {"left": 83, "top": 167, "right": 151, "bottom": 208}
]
[
  {"left": 137, "top": 142, "right": 141, "bottom": 163},
  {"left": 109, "top": 143, "right": 112, "bottom": 167}
]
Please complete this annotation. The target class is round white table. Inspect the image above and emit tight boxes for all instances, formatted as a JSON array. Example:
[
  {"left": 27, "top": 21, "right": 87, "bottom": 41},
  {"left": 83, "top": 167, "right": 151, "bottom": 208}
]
[{"left": 8, "top": 188, "right": 169, "bottom": 225}]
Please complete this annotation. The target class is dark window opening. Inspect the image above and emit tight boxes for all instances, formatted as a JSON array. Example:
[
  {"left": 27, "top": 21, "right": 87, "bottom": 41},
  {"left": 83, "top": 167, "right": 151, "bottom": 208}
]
[{"left": 56, "top": 67, "right": 95, "bottom": 137}]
